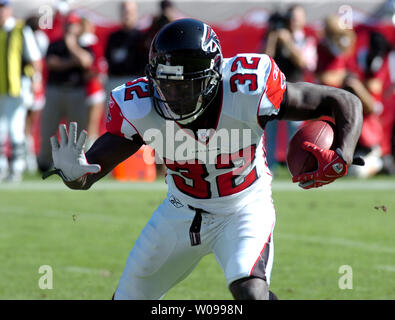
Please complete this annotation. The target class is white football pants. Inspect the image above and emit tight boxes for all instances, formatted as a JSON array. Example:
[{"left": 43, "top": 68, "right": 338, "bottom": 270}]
[{"left": 114, "top": 186, "right": 276, "bottom": 300}]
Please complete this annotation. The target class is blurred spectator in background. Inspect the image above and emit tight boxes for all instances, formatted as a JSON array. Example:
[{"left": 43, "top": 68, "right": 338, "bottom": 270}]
[
  {"left": 316, "top": 14, "right": 356, "bottom": 88},
  {"left": 142, "top": 0, "right": 177, "bottom": 177},
  {"left": 262, "top": 4, "right": 317, "bottom": 171},
  {"left": 79, "top": 17, "right": 107, "bottom": 150},
  {"left": 105, "top": 0, "right": 146, "bottom": 92},
  {"left": 24, "top": 15, "right": 49, "bottom": 174},
  {"left": 345, "top": 31, "right": 394, "bottom": 177},
  {"left": 25, "top": 15, "right": 49, "bottom": 56},
  {"left": 45, "top": 0, "right": 72, "bottom": 43},
  {"left": 389, "top": 50, "right": 395, "bottom": 165},
  {"left": 143, "top": 0, "right": 177, "bottom": 56},
  {"left": 37, "top": 13, "right": 93, "bottom": 173},
  {"left": 0, "top": 0, "right": 42, "bottom": 182}
]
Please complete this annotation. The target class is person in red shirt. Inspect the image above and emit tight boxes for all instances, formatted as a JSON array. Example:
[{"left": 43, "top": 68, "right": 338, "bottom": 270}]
[
  {"left": 79, "top": 17, "right": 108, "bottom": 149},
  {"left": 37, "top": 12, "right": 94, "bottom": 173},
  {"left": 262, "top": 5, "right": 317, "bottom": 171},
  {"left": 344, "top": 31, "right": 394, "bottom": 177},
  {"left": 316, "top": 15, "right": 356, "bottom": 88}
]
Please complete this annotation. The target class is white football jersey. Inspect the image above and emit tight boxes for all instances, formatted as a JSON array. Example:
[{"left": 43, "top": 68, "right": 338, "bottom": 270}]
[{"left": 106, "top": 53, "right": 286, "bottom": 213}]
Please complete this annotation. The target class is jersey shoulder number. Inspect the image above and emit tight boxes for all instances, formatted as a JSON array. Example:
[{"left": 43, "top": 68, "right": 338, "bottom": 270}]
[
  {"left": 222, "top": 53, "right": 287, "bottom": 123},
  {"left": 106, "top": 77, "right": 151, "bottom": 140},
  {"left": 223, "top": 53, "right": 272, "bottom": 96}
]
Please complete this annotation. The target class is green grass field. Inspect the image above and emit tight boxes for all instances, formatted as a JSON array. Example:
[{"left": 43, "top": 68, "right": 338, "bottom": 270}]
[{"left": 1, "top": 170, "right": 395, "bottom": 300}]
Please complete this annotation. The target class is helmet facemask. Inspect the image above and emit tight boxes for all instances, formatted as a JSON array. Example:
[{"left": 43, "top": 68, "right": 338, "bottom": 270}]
[{"left": 147, "top": 62, "right": 221, "bottom": 125}]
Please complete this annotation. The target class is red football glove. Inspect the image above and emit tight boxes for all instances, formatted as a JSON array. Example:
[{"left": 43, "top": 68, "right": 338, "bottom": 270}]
[{"left": 292, "top": 141, "right": 348, "bottom": 189}]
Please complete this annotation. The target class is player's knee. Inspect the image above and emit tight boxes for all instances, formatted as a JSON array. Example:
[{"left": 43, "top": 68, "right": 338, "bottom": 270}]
[{"left": 229, "top": 276, "right": 269, "bottom": 300}]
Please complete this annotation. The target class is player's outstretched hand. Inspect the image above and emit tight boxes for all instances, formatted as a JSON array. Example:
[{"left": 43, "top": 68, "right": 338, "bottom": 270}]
[
  {"left": 42, "top": 122, "right": 101, "bottom": 181},
  {"left": 292, "top": 141, "right": 348, "bottom": 189}
]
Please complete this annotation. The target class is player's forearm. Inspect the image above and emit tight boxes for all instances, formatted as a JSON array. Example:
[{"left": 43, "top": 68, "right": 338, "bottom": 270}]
[
  {"left": 61, "top": 153, "right": 120, "bottom": 190},
  {"left": 330, "top": 88, "right": 363, "bottom": 164},
  {"left": 63, "top": 175, "right": 90, "bottom": 190},
  {"left": 62, "top": 169, "right": 108, "bottom": 190},
  {"left": 283, "top": 82, "right": 363, "bottom": 165}
]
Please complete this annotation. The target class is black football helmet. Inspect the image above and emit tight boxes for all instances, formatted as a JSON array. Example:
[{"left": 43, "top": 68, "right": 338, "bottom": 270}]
[{"left": 146, "top": 18, "right": 223, "bottom": 124}]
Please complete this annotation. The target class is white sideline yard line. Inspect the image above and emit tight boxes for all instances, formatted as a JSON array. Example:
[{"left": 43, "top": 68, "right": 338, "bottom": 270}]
[
  {"left": 0, "top": 181, "right": 168, "bottom": 191},
  {"left": 376, "top": 265, "right": 395, "bottom": 273},
  {"left": 1, "top": 179, "right": 395, "bottom": 191},
  {"left": 277, "top": 233, "right": 395, "bottom": 255},
  {"left": 0, "top": 204, "right": 135, "bottom": 224},
  {"left": 62, "top": 266, "right": 114, "bottom": 277}
]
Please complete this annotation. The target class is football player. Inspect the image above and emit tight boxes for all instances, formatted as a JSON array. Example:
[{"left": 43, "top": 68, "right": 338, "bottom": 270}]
[{"left": 44, "top": 19, "right": 363, "bottom": 300}]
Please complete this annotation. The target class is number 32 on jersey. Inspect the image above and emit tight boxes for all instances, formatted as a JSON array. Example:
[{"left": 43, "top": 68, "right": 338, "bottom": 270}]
[{"left": 165, "top": 145, "right": 258, "bottom": 199}]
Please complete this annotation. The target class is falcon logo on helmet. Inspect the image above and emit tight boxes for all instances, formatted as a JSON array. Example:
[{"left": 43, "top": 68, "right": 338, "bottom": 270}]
[{"left": 202, "top": 25, "right": 221, "bottom": 54}]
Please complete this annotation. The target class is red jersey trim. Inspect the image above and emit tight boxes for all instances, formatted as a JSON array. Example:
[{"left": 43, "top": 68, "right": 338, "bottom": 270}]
[
  {"left": 249, "top": 220, "right": 275, "bottom": 277},
  {"left": 265, "top": 57, "right": 286, "bottom": 110},
  {"left": 256, "top": 58, "right": 286, "bottom": 131},
  {"left": 106, "top": 91, "right": 144, "bottom": 142}
]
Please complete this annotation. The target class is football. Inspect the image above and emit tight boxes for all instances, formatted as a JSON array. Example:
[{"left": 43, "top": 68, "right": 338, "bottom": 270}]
[{"left": 286, "top": 120, "right": 337, "bottom": 177}]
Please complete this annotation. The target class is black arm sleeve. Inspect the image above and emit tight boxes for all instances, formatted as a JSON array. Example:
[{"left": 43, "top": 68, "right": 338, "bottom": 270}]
[
  {"left": 272, "top": 81, "right": 363, "bottom": 164},
  {"left": 64, "top": 132, "right": 144, "bottom": 190}
]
